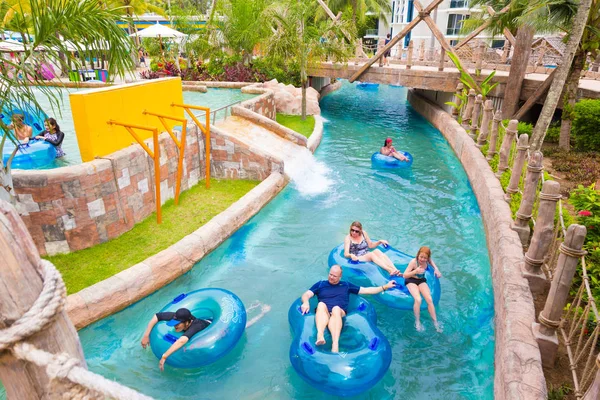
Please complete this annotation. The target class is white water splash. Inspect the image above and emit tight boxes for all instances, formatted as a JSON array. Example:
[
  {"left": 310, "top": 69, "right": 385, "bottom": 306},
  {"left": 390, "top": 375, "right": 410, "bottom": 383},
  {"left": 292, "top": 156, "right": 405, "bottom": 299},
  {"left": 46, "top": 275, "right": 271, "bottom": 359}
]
[{"left": 283, "top": 148, "right": 333, "bottom": 197}]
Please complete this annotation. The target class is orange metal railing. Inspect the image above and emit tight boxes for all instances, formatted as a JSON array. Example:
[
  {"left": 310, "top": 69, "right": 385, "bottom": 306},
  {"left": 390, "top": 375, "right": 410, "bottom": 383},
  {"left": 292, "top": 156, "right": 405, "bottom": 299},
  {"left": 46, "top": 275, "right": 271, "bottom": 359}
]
[
  {"left": 171, "top": 103, "right": 211, "bottom": 189},
  {"left": 106, "top": 120, "right": 162, "bottom": 224},
  {"left": 142, "top": 110, "right": 187, "bottom": 205}
]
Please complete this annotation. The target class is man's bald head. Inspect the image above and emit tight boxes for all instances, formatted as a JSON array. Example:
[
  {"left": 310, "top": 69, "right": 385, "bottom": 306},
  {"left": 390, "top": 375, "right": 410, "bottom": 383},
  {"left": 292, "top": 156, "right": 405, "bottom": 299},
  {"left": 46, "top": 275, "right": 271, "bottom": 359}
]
[{"left": 328, "top": 265, "right": 342, "bottom": 285}]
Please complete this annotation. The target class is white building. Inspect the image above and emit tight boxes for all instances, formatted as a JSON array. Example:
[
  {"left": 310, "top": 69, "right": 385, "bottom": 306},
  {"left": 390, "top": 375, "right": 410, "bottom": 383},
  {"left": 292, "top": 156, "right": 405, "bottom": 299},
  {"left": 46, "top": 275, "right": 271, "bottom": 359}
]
[{"left": 367, "top": 0, "right": 505, "bottom": 50}]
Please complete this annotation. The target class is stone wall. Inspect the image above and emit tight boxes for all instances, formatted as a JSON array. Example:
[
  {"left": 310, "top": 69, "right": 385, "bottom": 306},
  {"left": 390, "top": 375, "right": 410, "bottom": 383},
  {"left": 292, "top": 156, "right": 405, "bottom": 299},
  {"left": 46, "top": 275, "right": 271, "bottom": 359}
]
[
  {"left": 14, "top": 116, "right": 281, "bottom": 256},
  {"left": 238, "top": 87, "right": 277, "bottom": 120},
  {"left": 407, "top": 90, "right": 547, "bottom": 400}
]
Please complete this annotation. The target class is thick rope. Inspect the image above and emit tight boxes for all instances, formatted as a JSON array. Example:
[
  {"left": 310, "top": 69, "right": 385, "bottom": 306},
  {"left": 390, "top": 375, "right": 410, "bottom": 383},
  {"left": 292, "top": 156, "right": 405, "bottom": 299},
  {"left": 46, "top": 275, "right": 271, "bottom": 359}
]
[
  {"left": 539, "top": 313, "right": 561, "bottom": 329},
  {"left": 0, "top": 259, "right": 154, "bottom": 400},
  {"left": 559, "top": 243, "right": 588, "bottom": 258}
]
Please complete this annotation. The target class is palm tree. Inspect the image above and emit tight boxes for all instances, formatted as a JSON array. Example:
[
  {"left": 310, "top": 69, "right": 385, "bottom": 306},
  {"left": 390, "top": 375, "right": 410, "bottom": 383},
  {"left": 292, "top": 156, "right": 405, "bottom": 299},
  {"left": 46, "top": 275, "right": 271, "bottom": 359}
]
[
  {"left": 529, "top": 0, "right": 594, "bottom": 151},
  {"left": 264, "top": 0, "right": 354, "bottom": 119},
  {"left": 323, "top": 0, "right": 391, "bottom": 27},
  {"left": 0, "top": 0, "right": 135, "bottom": 203}
]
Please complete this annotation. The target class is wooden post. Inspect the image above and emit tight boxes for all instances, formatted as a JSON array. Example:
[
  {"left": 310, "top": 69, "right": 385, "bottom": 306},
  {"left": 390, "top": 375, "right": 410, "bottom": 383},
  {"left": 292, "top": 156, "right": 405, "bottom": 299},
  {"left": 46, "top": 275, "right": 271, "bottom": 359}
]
[
  {"left": 476, "top": 100, "right": 494, "bottom": 147},
  {"left": 496, "top": 119, "right": 518, "bottom": 177},
  {"left": 524, "top": 180, "right": 561, "bottom": 293},
  {"left": 532, "top": 224, "right": 587, "bottom": 367},
  {"left": 514, "top": 69, "right": 557, "bottom": 120},
  {"left": 475, "top": 43, "right": 485, "bottom": 74},
  {"left": 583, "top": 354, "right": 600, "bottom": 400},
  {"left": 452, "top": 83, "right": 464, "bottom": 119},
  {"left": 0, "top": 200, "right": 87, "bottom": 399},
  {"left": 406, "top": 40, "right": 414, "bottom": 69},
  {"left": 501, "top": 25, "right": 535, "bottom": 119},
  {"left": 418, "top": 40, "right": 425, "bottom": 62},
  {"left": 487, "top": 111, "right": 502, "bottom": 160},
  {"left": 501, "top": 41, "right": 511, "bottom": 63},
  {"left": 438, "top": 48, "right": 446, "bottom": 71},
  {"left": 461, "top": 89, "right": 476, "bottom": 131},
  {"left": 505, "top": 134, "right": 530, "bottom": 201},
  {"left": 469, "top": 94, "right": 483, "bottom": 139},
  {"left": 511, "top": 151, "right": 544, "bottom": 246},
  {"left": 378, "top": 38, "right": 385, "bottom": 67},
  {"left": 536, "top": 41, "right": 547, "bottom": 66}
]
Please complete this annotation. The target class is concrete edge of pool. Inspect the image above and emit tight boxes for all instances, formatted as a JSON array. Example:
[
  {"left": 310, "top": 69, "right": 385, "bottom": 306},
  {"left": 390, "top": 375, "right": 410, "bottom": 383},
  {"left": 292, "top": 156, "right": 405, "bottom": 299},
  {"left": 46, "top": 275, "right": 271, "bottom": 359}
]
[
  {"left": 64, "top": 116, "right": 324, "bottom": 329},
  {"left": 407, "top": 89, "right": 546, "bottom": 400}
]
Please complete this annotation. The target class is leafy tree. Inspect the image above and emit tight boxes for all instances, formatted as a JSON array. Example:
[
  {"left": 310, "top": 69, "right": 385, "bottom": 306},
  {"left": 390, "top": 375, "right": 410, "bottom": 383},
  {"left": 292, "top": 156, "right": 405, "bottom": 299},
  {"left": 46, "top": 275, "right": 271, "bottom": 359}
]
[
  {"left": 264, "top": 0, "right": 354, "bottom": 119},
  {"left": 322, "top": 0, "right": 391, "bottom": 26},
  {"left": 0, "top": 0, "right": 135, "bottom": 202}
]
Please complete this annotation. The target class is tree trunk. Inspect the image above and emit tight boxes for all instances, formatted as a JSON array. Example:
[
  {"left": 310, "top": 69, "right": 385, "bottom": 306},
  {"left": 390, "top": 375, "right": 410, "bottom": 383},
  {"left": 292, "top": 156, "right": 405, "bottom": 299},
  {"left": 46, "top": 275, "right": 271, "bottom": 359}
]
[
  {"left": 501, "top": 25, "right": 534, "bottom": 119},
  {"left": 558, "top": 49, "right": 585, "bottom": 151},
  {"left": 530, "top": 0, "right": 594, "bottom": 152},
  {"left": 0, "top": 200, "right": 87, "bottom": 399},
  {"left": 301, "top": 78, "right": 307, "bottom": 120}
]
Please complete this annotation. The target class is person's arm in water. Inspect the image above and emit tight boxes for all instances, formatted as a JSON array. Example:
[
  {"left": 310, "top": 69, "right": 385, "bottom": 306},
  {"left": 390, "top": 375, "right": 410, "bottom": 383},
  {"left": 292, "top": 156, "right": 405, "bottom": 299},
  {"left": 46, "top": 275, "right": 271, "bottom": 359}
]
[
  {"left": 429, "top": 257, "right": 442, "bottom": 278},
  {"left": 359, "top": 281, "right": 396, "bottom": 295},
  {"left": 44, "top": 130, "right": 64, "bottom": 146},
  {"left": 300, "top": 290, "right": 315, "bottom": 314},
  {"left": 140, "top": 315, "right": 159, "bottom": 349},
  {"left": 159, "top": 336, "right": 190, "bottom": 371},
  {"left": 363, "top": 230, "right": 389, "bottom": 248}
]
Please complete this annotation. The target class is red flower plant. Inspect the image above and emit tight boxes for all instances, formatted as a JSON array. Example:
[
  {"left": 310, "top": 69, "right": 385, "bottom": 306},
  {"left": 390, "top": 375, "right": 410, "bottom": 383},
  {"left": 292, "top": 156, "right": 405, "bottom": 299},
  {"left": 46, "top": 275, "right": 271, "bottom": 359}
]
[{"left": 578, "top": 210, "right": 593, "bottom": 217}]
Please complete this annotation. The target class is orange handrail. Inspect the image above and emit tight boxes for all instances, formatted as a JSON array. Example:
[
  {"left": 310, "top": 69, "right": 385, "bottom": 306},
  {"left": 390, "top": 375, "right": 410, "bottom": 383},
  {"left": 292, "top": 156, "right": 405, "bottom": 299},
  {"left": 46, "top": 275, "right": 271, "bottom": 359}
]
[
  {"left": 171, "top": 103, "right": 210, "bottom": 189},
  {"left": 142, "top": 110, "right": 187, "bottom": 205},
  {"left": 107, "top": 120, "right": 162, "bottom": 224}
]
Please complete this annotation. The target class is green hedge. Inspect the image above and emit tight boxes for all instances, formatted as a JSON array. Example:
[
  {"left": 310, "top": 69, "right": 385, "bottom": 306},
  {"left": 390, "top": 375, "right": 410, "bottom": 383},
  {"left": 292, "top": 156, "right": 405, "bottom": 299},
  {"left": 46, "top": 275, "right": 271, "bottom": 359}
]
[{"left": 573, "top": 99, "right": 600, "bottom": 151}]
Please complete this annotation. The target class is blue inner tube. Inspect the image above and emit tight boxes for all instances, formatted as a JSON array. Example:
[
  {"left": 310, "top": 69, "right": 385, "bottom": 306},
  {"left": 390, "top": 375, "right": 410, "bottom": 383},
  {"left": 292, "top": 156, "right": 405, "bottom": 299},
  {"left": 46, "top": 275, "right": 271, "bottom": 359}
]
[
  {"left": 328, "top": 244, "right": 441, "bottom": 310},
  {"left": 289, "top": 295, "right": 391, "bottom": 397},
  {"left": 371, "top": 151, "right": 413, "bottom": 169},
  {"left": 1, "top": 105, "right": 48, "bottom": 136},
  {"left": 2, "top": 139, "right": 57, "bottom": 169},
  {"left": 149, "top": 288, "right": 247, "bottom": 369},
  {"left": 357, "top": 82, "right": 379, "bottom": 90}
]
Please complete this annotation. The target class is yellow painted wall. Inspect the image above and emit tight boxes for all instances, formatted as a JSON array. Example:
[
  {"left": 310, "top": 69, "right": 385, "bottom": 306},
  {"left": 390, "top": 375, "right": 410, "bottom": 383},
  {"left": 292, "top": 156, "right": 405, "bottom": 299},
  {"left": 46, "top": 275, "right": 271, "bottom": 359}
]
[{"left": 70, "top": 78, "right": 185, "bottom": 162}]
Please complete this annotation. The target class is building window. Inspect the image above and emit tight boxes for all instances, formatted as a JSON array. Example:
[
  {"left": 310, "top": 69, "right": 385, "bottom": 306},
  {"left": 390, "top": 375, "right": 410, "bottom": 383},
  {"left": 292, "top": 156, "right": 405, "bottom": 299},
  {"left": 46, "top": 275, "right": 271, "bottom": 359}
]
[
  {"left": 449, "top": 40, "right": 459, "bottom": 46},
  {"left": 450, "top": 0, "right": 469, "bottom": 8},
  {"left": 447, "top": 14, "right": 468, "bottom": 36},
  {"left": 491, "top": 40, "right": 505, "bottom": 48}
]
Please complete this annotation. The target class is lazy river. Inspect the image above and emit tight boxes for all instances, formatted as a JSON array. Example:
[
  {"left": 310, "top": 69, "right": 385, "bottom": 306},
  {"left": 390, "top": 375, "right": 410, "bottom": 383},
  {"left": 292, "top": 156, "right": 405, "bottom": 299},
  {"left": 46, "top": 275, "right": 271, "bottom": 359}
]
[{"left": 4, "top": 82, "right": 495, "bottom": 399}]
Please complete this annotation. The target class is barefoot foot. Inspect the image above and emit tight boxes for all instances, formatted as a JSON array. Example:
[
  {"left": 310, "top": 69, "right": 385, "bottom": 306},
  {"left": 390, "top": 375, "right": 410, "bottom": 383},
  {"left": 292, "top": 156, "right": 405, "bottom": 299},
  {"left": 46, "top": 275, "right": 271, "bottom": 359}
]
[
  {"left": 434, "top": 321, "right": 443, "bottom": 333},
  {"left": 316, "top": 336, "right": 326, "bottom": 346},
  {"left": 415, "top": 321, "right": 425, "bottom": 332}
]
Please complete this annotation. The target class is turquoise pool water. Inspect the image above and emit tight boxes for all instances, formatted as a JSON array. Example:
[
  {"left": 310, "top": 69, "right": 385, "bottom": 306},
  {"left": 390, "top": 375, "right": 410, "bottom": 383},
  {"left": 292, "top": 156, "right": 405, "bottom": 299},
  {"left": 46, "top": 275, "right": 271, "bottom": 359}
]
[
  {"left": 9, "top": 87, "right": 255, "bottom": 169},
  {"left": 0, "top": 83, "right": 494, "bottom": 399}
]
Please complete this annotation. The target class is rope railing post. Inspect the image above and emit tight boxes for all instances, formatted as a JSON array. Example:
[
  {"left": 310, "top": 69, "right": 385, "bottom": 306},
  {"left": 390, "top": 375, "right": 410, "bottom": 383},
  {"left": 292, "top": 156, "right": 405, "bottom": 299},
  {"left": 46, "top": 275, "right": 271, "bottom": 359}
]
[
  {"left": 533, "top": 224, "right": 587, "bottom": 368},
  {"left": 171, "top": 103, "right": 211, "bottom": 189},
  {"left": 524, "top": 180, "right": 561, "bottom": 293},
  {"left": 142, "top": 110, "right": 188, "bottom": 205},
  {"left": 511, "top": 150, "right": 543, "bottom": 246},
  {"left": 476, "top": 99, "right": 494, "bottom": 148},
  {"left": 583, "top": 354, "right": 600, "bottom": 400},
  {"left": 461, "top": 89, "right": 476, "bottom": 131},
  {"left": 501, "top": 41, "right": 510, "bottom": 63},
  {"left": 495, "top": 119, "right": 517, "bottom": 178},
  {"left": 486, "top": 110, "right": 502, "bottom": 160},
  {"left": 505, "top": 133, "right": 530, "bottom": 201},
  {"left": 107, "top": 120, "right": 161, "bottom": 224},
  {"left": 418, "top": 40, "right": 425, "bottom": 62},
  {"left": 406, "top": 40, "right": 414, "bottom": 69},
  {"left": 451, "top": 83, "right": 464, "bottom": 120},
  {"left": 475, "top": 42, "right": 485, "bottom": 75},
  {"left": 469, "top": 94, "right": 483, "bottom": 139},
  {"left": 438, "top": 47, "right": 445, "bottom": 71}
]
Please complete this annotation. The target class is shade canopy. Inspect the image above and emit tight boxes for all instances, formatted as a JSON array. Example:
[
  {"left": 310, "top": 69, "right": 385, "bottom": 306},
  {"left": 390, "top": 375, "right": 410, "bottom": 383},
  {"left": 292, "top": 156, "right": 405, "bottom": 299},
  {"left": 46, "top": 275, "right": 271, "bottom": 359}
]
[
  {"left": 0, "top": 39, "right": 25, "bottom": 52},
  {"left": 129, "top": 23, "right": 187, "bottom": 39}
]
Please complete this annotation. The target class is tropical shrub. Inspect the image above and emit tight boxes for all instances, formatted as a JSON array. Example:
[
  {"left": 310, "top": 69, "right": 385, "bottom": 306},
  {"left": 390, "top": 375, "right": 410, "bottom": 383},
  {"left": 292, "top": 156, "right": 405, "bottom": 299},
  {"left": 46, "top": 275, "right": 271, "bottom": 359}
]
[
  {"left": 517, "top": 121, "right": 533, "bottom": 136},
  {"left": 139, "top": 70, "right": 160, "bottom": 79},
  {"left": 572, "top": 99, "right": 600, "bottom": 151}
]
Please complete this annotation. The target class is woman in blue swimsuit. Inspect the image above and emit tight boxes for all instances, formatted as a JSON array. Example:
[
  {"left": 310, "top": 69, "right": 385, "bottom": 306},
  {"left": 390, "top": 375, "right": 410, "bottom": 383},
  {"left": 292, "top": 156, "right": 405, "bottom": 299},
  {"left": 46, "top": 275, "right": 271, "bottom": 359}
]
[
  {"left": 343, "top": 221, "right": 401, "bottom": 276},
  {"left": 404, "top": 246, "right": 442, "bottom": 332}
]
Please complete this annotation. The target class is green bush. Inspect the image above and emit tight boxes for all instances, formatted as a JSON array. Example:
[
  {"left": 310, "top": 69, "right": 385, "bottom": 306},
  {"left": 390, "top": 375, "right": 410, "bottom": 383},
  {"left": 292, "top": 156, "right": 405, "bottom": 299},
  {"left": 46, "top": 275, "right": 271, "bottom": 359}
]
[
  {"left": 545, "top": 123, "right": 561, "bottom": 143},
  {"left": 573, "top": 99, "right": 600, "bottom": 151},
  {"left": 517, "top": 121, "right": 533, "bottom": 136},
  {"left": 252, "top": 56, "right": 301, "bottom": 86}
]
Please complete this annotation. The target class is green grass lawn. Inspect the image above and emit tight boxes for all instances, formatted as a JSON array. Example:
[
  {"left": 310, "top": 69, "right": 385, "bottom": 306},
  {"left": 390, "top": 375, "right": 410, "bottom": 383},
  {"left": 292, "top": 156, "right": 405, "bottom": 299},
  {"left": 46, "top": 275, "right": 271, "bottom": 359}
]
[
  {"left": 48, "top": 179, "right": 259, "bottom": 294},
  {"left": 276, "top": 114, "right": 315, "bottom": 138}
]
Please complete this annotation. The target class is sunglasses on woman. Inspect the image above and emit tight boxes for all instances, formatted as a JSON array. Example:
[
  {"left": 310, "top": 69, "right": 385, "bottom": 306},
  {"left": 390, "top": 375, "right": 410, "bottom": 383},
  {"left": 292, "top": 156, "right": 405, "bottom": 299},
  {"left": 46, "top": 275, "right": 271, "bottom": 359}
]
[{"left": 350, "top": 229, "right": 361, "bottom": 233}]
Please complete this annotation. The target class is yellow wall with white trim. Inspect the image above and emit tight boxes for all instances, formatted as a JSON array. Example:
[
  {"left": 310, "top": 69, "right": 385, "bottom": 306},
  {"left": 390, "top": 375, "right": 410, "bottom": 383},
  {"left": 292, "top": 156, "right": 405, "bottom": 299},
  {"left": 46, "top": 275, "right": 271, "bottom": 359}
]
[{"left": 70, "top": 77, "right": 184, "bottom": 162}]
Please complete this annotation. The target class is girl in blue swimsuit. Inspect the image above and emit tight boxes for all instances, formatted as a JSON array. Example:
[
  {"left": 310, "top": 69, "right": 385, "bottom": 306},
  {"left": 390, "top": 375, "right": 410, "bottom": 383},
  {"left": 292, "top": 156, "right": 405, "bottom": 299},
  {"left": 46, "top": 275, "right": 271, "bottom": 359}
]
[
  {"left": 404, "top": 246, "right": 442, "bottom": 332},
  {"left": 343, "top": 221, "right": 402, "bottom": 276}
]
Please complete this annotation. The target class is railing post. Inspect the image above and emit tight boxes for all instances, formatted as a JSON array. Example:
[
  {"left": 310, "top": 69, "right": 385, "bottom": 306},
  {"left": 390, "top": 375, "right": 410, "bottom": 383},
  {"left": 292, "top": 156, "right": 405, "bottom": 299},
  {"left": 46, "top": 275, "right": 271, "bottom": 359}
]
[
  {"left": 501, "top": 41, "right": 511, "bottom": 63},
  {"left": 461, "top": 89, "right": 476, "bottom": 131},
  {"left": 475, "top": 43, "right": 485, "bottom": 74},
  {"left": 496, "top": 119, "right": 517, "bottom": 178},
  {"left": 438, "top": 48, "right": 445, "bottom": 71},
  {"left": 406, "top": 40, "right": 414, "bottom": 70},
  {"left": 583, "top": 354, "right": 600, "bottom": 400},
  {"left": 469, "top": 94, "right": 483, "bottom": 139},
  {"left": 536, "top": 41, "right": 547, "bottom": 66},
  {"left": 418, "top": 40, "right": 425, "bottom": 62},
  {"left": 505, "top": 134, "right": 530, "bottom": 201},
  {"left": 532, "top": 224, "right": 587, "bottom": 368},
  {"left": 487, "top": 111, "right": 502, "bottom": 160},
  {"left": 476, "top": 100, "right": 494, "bottom": 147},
  {"left": 452, "top": 83, "right": 464, "bottom": 120},
  {"left": 524, "top": 180, "right": 561, "bottom": 293},
  {"left": 511, "top": 151, "right": 544, "bottom": 246}
]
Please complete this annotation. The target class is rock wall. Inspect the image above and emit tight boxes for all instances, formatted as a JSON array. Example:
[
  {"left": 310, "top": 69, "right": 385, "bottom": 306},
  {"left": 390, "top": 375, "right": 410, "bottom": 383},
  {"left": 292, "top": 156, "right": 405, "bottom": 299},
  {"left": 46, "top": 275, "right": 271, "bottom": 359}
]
[
  {"left": 14, "top": 95, "right": 282, "bottom": 256},
  {"left": 407, "top": 89, "right": 547, "bottom": 400},
  {"left": 244, "top": 80, "right": 321, "bottom": 116}
]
